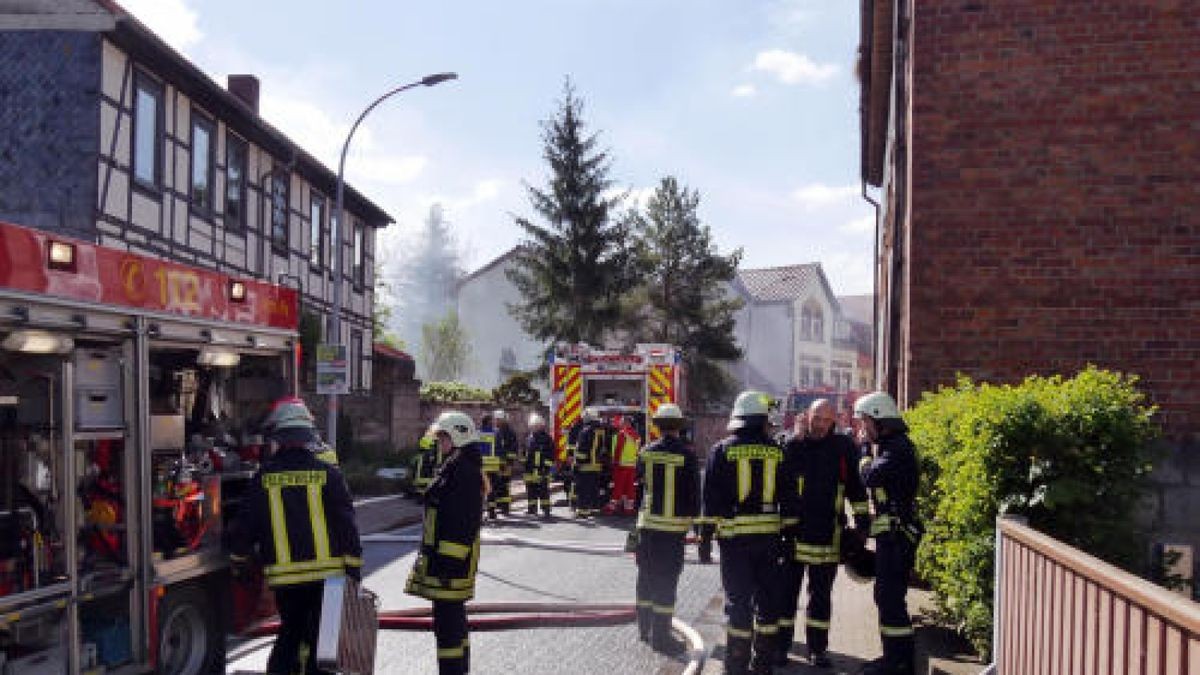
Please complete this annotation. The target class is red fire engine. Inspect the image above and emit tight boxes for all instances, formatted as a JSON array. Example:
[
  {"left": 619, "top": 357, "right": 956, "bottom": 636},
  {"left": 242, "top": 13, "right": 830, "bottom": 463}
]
[
  {"left": 0, "top": 220, "right": 299, "bottom": 674},
  {"left": 548, "top": 343, "right": 686, "bottom": 460}
]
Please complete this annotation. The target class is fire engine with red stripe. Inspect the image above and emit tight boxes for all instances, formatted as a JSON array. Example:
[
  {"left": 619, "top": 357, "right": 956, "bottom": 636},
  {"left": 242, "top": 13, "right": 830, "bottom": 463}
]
[{"left": 0, "top": 220, "right": 301, "bottom": 673}]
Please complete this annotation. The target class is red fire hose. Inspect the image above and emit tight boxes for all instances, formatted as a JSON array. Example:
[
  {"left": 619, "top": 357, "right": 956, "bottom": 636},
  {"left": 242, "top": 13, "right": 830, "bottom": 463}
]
[{"left": 243, "top": 602, "right": 636, "bottom": 637}]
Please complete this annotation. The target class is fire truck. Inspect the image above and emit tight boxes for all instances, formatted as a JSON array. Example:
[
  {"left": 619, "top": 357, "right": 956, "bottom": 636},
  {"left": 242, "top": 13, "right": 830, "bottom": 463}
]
[
  {"left": 0, "top": 220, "right": 300, "bottom": 674},
  {"left": 548, "top": 343, "right": 686, "bottom": 460}
]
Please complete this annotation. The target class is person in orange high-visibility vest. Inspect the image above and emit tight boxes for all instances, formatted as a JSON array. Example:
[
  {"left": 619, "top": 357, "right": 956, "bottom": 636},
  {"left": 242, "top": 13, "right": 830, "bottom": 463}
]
[{"left": 604, "top": 416, "right": 641, "bottom": 516}]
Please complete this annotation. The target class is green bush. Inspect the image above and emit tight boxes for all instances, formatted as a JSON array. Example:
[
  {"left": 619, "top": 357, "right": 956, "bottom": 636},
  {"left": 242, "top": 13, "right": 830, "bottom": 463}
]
[
  {"left": 420, "top": 381, "right": 493, "bottom": 403},
  {"left": 492, "top": 373, "right": 542, "bottom": 406},
  {"left": 906, "top": 367, "right": 1159, "bottom": 657}
]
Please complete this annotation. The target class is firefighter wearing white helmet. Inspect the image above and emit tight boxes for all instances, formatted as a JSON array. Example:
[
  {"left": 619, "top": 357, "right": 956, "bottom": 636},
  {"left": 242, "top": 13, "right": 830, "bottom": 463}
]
[
  {"left": 406, "top": 410, "right": 485, "bottom": 674},
  {"left": 703, "top": 390, "right": 792, "bottom": 673},
  {"left": 632, "top": 402, "right": 700, "bottom": 654},
  {"left": 229, "top": 395, "right": 361, "bottom": 675},
  {"left": 853, "top": 391, "right": 922, "bottom": 675},
  {"left": 523, "top": 412, "right": 554, "bottom": 517}
]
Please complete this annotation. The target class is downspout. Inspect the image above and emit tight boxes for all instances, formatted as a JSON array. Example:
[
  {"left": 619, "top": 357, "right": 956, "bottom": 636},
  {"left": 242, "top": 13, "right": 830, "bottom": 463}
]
[
  {"left": 888, "top": 0, "right": 909, "bottom": 399},
  {"left": 862, "top": 182, "right": 880, "bottom": 388}
]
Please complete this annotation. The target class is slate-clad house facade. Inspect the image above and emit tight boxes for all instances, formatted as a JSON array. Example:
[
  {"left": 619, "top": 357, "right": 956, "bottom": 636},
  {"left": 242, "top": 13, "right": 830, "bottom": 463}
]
[{"left": 0, "top": 0, "right": 392, "bottom": 391}]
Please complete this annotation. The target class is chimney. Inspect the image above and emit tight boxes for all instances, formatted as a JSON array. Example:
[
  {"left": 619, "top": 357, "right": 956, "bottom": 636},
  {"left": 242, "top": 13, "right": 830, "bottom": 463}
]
[{"left": 227, "top": 74, "right": 260, "bottom": 114}]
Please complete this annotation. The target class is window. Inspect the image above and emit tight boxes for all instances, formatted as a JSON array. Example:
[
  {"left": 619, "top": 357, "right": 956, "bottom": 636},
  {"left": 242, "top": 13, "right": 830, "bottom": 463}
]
[
  {"left": 225, "top": 135, "right": 247, "bottom": 230},
  {"left": 352, "top": 221, "right": 365, "bottom": 287},
  {"left": 801, "top": 301, "right": 824, "bottom": 342},
  {"left": 132, "top": 72, "right": 163, "bottom": 189},
  {"left": 350, "top": 329, "right": 364, "bottom": 390},
  {"left": 189, "top": 112, "right": 215, "bottom": 215},
  {"left": 309, "top": 194, "right": 325, "bottom": 269},
  {"left": 269, "top": 170, "right": 289, "bottom": 252}
]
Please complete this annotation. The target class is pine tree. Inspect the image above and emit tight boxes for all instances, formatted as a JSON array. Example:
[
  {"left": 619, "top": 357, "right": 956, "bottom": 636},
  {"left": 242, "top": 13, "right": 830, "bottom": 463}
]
[
  {"left": 507, "top": 80, "right": 634, "bottom": 345},
  {"left": 627, "top": 176, "right": 743, "bottom": 406}
]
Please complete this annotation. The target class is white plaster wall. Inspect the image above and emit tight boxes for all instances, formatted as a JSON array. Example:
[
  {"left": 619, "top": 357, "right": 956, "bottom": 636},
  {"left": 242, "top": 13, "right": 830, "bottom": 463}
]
[{"left": 455, "top": 258, "right": 546, "bottom": 390}]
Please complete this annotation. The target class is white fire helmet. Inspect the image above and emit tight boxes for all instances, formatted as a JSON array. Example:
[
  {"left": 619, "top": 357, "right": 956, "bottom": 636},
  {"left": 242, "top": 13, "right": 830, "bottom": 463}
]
[
  {"left": 433, "top": 410, "right": 478, "bottom": 448},
  {"left": 727, "top": 391, "right": 772, "bottom": 431},
  {"left": 853, "top": 391, "right": 901, "bottom": 420},
  {"left": 493, "top": 409, "right": 508, "bottom": 422},
  {"left": 528, "top": 413, "right": 546, "bottom": 429}
]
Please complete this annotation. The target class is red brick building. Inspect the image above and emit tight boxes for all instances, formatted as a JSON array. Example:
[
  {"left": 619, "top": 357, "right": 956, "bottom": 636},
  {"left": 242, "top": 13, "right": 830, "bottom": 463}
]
[{"left": 859, "top": 0, "right": 1199, "bottom": 546}]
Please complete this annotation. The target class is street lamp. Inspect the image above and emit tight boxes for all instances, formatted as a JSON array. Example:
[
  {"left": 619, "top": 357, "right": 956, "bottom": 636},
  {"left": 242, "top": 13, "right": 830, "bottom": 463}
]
[{"left": 326, "top": 72, "right": 457, "bottom": 448}]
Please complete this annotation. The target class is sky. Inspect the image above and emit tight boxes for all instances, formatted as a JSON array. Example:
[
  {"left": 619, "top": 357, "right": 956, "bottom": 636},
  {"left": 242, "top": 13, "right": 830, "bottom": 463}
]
[{"left": 120, "top": 0, "right": 876, "bottom": 295}]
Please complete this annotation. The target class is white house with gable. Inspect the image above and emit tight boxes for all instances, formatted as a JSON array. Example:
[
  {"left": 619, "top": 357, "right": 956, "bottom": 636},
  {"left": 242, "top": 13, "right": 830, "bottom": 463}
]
[{"left": 453, "top": 253, "right": 871, "bottom": 405}]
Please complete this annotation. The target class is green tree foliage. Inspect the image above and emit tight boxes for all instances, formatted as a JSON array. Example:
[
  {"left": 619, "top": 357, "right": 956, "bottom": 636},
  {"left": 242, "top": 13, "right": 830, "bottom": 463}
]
[
  {"left": 492, "top": 373, "right": 542, "bottom": 406},
  {"left": 507, "top": 79, "right": 634, "bottom": 345},
  {"left": 419, "top": 310, "right": 472, "bottom": 381},
  {"left": 297, "top": 309, "right": 323, "bottom": 388},
  {"left": 624, "top": 176, "right": 743, "bottom": 406},
  {"left": 420, "top": 381, "right": 493, "bottom": 403},
  {"left": 906, "top": 367, "right": 1159, "bottom": 656}
]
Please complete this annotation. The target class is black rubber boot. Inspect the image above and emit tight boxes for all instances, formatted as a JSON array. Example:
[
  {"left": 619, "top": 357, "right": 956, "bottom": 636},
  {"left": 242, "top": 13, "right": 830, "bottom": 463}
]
[
  {"left": 724, "top": 635, "right": 751, "bottom": 675},
  {"left": 749, "top": 631, "right": 775, "bottom": 675}
]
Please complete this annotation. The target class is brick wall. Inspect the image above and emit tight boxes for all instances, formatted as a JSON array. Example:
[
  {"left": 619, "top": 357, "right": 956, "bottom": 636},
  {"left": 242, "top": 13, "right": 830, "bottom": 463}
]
[
  {"left": 906, "top": 1, "right": 1199, "bottom": 440},
  {"left": 903, "top": 1, "right": 1200, "bottom": 562},
  {"left": 0, "top": 32, "right": 99, "bottom": 240}
]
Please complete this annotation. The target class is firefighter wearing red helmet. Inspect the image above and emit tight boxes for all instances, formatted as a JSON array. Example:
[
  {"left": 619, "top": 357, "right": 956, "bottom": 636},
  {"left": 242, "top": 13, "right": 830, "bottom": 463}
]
[{"left": 229, "top": 397, "right": 362, "bottom": 675}]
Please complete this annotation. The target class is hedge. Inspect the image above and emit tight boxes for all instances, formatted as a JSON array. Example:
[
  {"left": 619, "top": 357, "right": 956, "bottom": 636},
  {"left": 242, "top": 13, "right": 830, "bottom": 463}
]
[
  {"left": 420, "top": 381, "right": 493, "bottom": 403},
  {"left": 906, "top": 367, "right": 1158, "bottom": 656}
]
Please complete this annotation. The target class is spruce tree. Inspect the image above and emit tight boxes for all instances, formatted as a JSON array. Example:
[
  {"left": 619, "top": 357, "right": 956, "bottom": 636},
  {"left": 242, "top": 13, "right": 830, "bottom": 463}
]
[
  {"left": 627, "top": 176, "right": 743, "bottom": 406},
  {"left": 507, "top": 80, "right": 633, "bottom": 345}
]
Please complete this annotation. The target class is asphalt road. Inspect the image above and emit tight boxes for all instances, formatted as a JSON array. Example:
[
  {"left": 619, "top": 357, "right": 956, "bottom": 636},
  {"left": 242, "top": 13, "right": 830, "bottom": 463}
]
[{"left": 227, "top": 494, "right": 983, "bottom": 674}]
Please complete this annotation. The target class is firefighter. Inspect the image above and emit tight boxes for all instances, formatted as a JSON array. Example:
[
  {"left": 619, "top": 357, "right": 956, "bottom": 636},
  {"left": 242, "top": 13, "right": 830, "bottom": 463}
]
[
  {"left": 413, "top": 424, "right": 442, "bottom": 496},
  {"left": 572, "top": 407, "right": 608, "bottom": 518},
  {"left": 604, "top": 415, "right": 640, "bottom": 516},
  {"left": 477, "top": 414, "right": 502, "bottom": 521},
  {"left": 703, "top": 391, "right": 791, "bottom": 675},
  {"left": 561, "top": 417, "right": 583, "bottom": 511},
  {"left": 776, "top": 399, "right": 870, "bottom": 668},
  {"left": 633, "top": 403, "right": 700, "bottom": 654},
  {"left": 406, "top": 411, "right": 485, "bottom": 675},
  {"left": 854, "top": 391, "right": 922, "bottom": 675},
  {"left": 524, "top": 413, "right": 555, "bottom": 517},
  {"left": 493, "top": 409, "right": 519, "bottom": 515},
  {"left": 229, "top": 398, "right": 363, "bottom": 675}
]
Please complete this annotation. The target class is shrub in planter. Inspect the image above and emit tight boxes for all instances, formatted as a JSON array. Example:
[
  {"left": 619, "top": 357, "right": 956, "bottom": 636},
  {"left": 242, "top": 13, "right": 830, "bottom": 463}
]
[{"left": 906, "top": 367, "right": 1158, "bottom": 656}]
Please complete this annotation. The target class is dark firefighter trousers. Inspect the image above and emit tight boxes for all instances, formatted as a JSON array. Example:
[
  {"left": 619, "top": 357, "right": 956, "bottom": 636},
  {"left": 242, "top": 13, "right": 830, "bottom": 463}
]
[
  {"left": 525, "top": 475, "right": 551, "bottom": 514},
  {"left": 778, "top": 557, "right": 838, "bottom": 655},
  {"left": 573, "top": 469, "right": 602, "bottom": 516},
  {"left": 875, "top": 533, "right": 916, "bottom": 669},
  {"left": 434, "top": 600, "right": 470, "bottom": 674},
  {"left": 635, "top": 529, "right": 685, "bottom": 640},
  {"left": 485, "top": 470, "right": 507, "bottom": 515},
  {"left": 719, "top": 535, "right": 782, "bottom": 671},
  {"left": 269, "top": 581, "right": 327, "bottom": 675}
]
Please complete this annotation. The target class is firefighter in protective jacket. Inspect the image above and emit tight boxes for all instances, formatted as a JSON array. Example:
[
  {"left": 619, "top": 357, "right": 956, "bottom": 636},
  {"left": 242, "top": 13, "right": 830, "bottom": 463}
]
[
  {"left": 703, "top": 391, "right": 792, "bottom": 675},
  {"left": 634, "top": 403, "right": 700, "bottom": 654},
  {"left": 855, "top": 391, "right": 922, "bottom": 675},
  {"left": 493, "top": 409, "right": 519, "bottom": 514},
  {"left": 524, "top": 413, "right": 554, "bottom": 516},
  {"left": 477, "top": 414, "right": 502, "bottom": 520},
  {"left": 229, "top": 398, "right": 363, "bottom": 675},
  {"left": 572, "top": 407, "right": 609, "bottom": 518},
  {"left": 777, "top": 398, "right": 870, "bottom": 668},
  {"left": 413, "top": 424, "right": 442, "bottom": 496},
  {"left": 406, "top": 411, "right": 485, "bottom": 675}
]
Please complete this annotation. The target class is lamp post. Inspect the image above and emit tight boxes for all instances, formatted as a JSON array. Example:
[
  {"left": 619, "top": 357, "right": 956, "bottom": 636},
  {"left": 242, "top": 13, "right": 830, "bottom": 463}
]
[{"left": 326, "top": 72, "right": 457, "bottom": 449}]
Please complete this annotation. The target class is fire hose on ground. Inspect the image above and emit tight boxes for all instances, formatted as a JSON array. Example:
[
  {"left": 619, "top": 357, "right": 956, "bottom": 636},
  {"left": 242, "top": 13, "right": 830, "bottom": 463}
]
[{"left": 232, "top": 532, "right": 707, "bottom": 673}]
